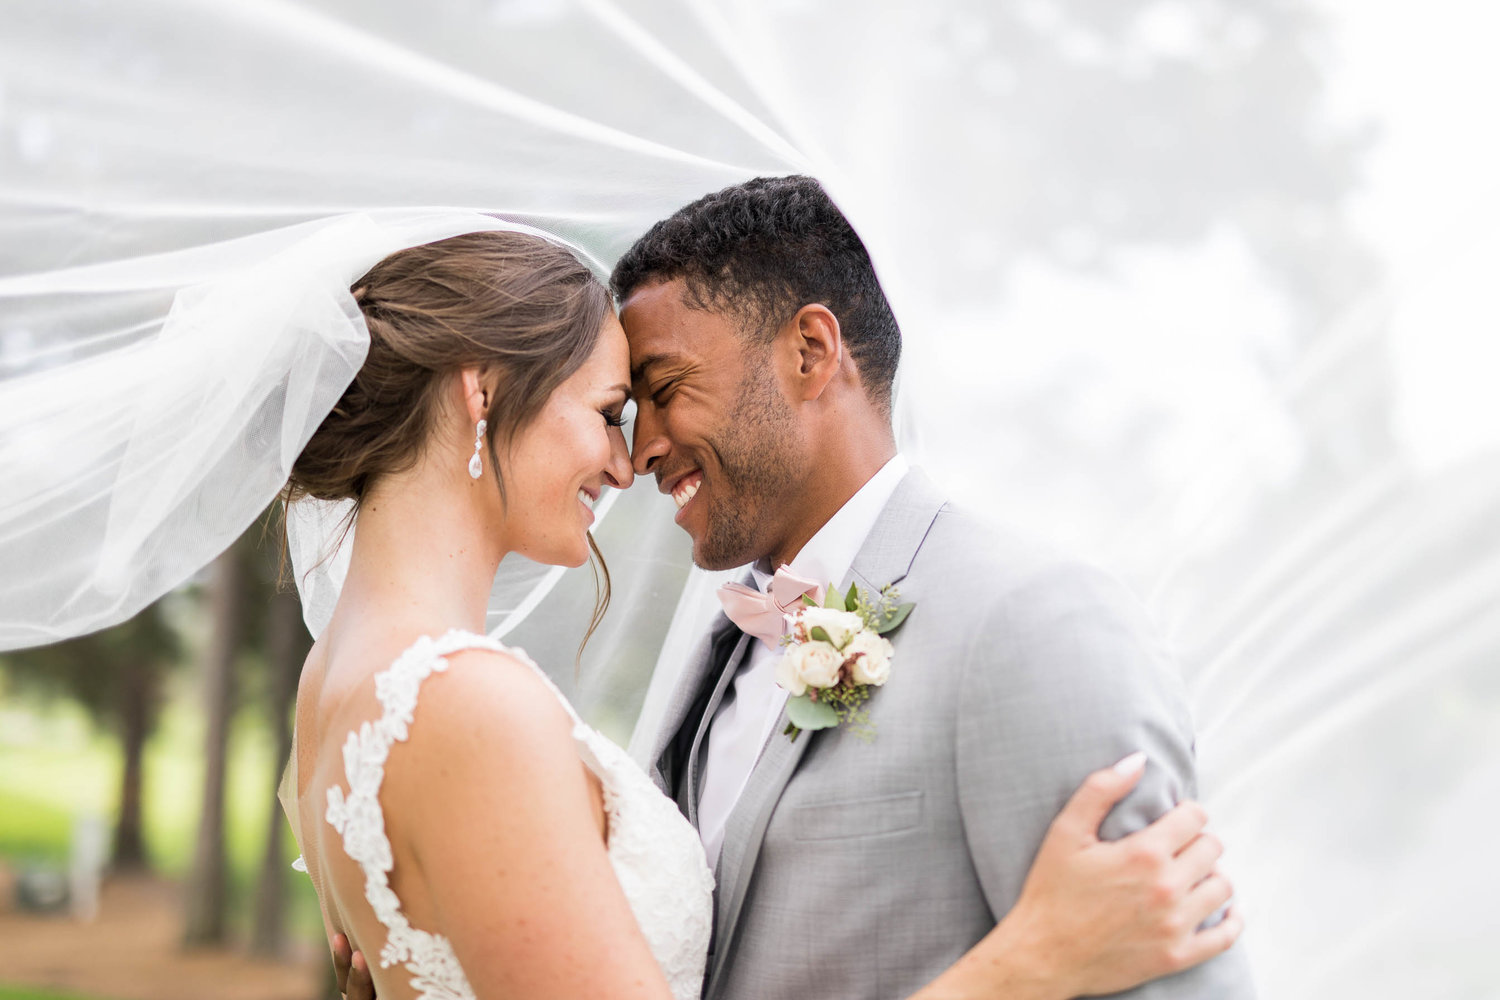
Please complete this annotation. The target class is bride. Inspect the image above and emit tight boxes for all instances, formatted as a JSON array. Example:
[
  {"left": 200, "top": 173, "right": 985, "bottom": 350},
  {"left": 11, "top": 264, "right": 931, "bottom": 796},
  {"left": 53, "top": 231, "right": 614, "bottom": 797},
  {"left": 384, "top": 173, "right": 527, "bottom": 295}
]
[{"left": 279, "top": 221, "right": 1240, "bottom": 1000}]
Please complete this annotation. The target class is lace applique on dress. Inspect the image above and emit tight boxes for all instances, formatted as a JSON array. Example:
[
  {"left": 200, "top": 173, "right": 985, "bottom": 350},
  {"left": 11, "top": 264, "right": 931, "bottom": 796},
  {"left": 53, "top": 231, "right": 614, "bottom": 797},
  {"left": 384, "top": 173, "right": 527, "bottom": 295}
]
[
  {"left": 316, "top": 629, "right": 713, "bottom": 1000},
  {"left": 515, "top": 645, "right": 716, "bottom": 1000}
]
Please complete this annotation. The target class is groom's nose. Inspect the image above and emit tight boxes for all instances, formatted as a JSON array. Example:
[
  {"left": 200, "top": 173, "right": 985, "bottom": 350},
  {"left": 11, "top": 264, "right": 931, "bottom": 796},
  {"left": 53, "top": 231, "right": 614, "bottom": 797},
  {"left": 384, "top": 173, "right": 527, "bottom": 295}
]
[{"left": 630, "top": 403, "right": 668, "bottom": 477}]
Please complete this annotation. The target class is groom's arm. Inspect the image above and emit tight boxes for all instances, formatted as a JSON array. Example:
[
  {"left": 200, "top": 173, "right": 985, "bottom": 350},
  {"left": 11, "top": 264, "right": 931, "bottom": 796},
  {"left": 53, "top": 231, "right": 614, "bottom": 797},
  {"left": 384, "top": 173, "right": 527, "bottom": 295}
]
[{"left": 954, "top": 558, "right": 1255, "bottom": 998}]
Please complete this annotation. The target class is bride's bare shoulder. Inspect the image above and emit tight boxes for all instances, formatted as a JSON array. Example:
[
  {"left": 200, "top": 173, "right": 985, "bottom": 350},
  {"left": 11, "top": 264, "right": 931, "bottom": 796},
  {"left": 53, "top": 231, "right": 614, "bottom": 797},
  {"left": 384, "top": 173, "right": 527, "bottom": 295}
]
[
  {"left": 315, "top": 629, "right": 571, "bottom": 732},
  {"left": 418, "top": 644, "right": 574, "bottom": 734},
  {"left": 373, "top": 642, "right": 605, "bottom": 870},
  {"left": 380, "top": 643, "right": 585, "bottom": 789}
]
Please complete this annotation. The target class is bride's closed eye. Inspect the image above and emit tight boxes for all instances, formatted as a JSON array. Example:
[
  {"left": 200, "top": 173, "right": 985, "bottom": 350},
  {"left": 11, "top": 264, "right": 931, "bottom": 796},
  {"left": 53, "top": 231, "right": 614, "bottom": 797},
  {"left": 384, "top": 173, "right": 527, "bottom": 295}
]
[{"left": 602, "top": 397, "right": 636, "bottom": 428}]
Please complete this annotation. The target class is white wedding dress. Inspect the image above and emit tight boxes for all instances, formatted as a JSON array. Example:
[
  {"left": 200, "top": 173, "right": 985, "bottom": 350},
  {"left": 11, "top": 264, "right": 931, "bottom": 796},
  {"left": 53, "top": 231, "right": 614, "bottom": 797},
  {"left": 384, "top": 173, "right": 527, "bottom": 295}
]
[{"left": 286, "top": 629, "right": 714, "bottom": 1000}]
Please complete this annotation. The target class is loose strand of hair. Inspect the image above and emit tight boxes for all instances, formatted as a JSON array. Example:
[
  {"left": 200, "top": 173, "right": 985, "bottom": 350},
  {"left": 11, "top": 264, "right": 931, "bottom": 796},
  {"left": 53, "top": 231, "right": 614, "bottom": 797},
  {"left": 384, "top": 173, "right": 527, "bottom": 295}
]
[{"left": 576, "top": 531, "right": 611, "bottom": 677}]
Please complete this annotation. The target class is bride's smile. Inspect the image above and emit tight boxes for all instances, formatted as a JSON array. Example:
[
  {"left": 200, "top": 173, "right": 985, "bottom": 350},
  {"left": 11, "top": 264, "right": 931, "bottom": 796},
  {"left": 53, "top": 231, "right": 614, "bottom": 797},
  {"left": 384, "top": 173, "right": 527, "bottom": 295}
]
[{"left": 493, "top": 310, "right": 633, "bottom": 569}]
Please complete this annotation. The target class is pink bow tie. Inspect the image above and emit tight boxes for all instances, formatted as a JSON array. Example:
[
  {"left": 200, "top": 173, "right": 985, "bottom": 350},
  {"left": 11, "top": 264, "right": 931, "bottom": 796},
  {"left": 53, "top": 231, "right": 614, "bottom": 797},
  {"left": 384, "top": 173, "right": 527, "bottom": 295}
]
[{"left": 717, "top": 566, "right": 824, "bottom": 650}]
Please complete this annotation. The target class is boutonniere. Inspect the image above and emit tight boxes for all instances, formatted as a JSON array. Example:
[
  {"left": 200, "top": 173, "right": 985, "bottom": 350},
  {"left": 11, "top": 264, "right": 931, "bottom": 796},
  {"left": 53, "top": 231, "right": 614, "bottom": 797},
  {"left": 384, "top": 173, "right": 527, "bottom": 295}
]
[{"left": 776, "top": 583, "right": 915, "bottom": 742}]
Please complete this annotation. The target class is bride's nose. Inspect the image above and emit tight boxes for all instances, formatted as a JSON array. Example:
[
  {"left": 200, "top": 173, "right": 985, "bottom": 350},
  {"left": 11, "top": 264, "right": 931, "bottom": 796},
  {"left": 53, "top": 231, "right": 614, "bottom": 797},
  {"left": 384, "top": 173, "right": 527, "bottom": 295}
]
[{"left": 604, "top": 430, "right": 634, "bottom": 490}]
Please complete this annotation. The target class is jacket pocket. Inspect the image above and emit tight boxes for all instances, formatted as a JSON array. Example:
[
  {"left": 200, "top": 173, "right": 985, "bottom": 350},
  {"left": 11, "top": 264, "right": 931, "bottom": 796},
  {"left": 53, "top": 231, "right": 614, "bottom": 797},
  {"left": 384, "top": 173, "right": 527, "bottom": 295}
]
[{"left": 788, "top": 790, "right": 923, "bottom": 841}]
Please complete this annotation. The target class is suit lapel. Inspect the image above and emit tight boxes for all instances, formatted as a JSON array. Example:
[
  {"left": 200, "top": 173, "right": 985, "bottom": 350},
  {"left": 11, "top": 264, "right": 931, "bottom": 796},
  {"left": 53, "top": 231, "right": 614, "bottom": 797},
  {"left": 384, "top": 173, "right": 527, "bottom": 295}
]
[
  {"left": 647, "top": 613, "right": 742, "bottom": 798},
  {"left": 703, "top": 467, "right": 949, "bottom": 995},
  {"left": 707, "top": 695, "right": 811, "bottom": 989},
  {"left": 846, "top": 467, "right": 947, "bottom": 594},
  {"left": 682, "top": 631, "right": 752, "bottom": 824}
]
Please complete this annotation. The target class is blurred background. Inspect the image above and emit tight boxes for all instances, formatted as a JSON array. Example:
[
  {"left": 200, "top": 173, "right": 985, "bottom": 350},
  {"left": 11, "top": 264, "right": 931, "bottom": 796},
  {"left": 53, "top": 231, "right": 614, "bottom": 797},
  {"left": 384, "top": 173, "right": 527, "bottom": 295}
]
[
  {"left": 2, "top": 1, "right": 1497, "bottom": 998},
  {"left": 0, "top": 520, "right": 329, "bottom": 998}
]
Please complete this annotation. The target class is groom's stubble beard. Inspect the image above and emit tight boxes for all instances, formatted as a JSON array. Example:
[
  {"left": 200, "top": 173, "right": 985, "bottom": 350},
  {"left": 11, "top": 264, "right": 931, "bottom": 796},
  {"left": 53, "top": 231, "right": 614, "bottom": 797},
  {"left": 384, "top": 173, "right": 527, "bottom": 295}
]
[{"left": 691, "top": 361, "right": 805, "bottom": 571}]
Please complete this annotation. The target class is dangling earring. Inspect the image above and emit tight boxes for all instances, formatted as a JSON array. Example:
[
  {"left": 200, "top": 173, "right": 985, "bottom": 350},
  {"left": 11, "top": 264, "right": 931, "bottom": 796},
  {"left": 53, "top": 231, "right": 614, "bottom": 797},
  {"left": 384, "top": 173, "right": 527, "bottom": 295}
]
[{"left": 468, "top": 419, "right": 487, "bottom": 480}]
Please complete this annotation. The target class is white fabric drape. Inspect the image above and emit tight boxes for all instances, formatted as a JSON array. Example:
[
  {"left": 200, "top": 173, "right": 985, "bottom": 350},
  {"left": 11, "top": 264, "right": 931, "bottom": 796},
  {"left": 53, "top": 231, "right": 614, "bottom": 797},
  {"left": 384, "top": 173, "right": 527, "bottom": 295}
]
[{"left": 2, "top": 1, "right": 1496, "bottom": 994}]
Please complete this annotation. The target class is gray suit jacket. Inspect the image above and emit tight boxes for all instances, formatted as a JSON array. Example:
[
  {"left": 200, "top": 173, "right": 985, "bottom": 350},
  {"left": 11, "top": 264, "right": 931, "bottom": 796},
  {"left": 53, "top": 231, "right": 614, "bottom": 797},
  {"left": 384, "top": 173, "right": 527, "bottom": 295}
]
[{"left": 645, "top": 469, "right": 1255, "bottom": 1000}]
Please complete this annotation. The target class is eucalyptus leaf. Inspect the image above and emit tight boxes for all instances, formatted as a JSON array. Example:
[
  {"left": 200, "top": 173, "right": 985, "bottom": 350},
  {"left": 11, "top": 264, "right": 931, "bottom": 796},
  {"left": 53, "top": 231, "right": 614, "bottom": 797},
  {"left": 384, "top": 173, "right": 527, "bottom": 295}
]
[
  {"left": 786, "top": 694, "right": 839, "bottom": 731},
  {"left": 875, "top": 602, "right": 916, "bottom": 635},
  {"left": 809, "top": 625, "right": 832, "bottom": 644}
]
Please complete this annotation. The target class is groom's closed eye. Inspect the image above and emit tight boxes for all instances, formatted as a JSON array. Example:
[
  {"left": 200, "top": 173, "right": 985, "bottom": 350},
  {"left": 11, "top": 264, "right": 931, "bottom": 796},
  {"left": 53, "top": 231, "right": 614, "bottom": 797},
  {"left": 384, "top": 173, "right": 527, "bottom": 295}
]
[{"left": 646, "top": 377, "right": 682, "bottom": 407}]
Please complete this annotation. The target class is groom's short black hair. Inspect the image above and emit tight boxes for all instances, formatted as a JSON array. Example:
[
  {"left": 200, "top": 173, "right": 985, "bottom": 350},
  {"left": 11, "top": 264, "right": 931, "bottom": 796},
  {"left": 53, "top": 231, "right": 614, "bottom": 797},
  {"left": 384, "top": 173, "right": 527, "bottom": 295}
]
[{"left": 610, "top": 175, "right": 901, "bottom": 414}]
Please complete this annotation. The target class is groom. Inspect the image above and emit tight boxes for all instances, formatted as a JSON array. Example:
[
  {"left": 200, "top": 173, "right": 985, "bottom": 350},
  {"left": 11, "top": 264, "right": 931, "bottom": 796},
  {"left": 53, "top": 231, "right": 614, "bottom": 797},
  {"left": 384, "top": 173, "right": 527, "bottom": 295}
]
[{"left": 612, "top": 175, "right": 1254, "bottom": 999}]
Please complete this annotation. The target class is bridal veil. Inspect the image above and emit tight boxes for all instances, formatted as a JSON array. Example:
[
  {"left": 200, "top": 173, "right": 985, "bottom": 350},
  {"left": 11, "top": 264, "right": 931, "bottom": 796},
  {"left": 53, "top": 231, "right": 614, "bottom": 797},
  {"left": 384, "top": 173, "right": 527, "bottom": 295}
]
[{"left": 1, "top": 1, "right": 1495, "bottom": 994}]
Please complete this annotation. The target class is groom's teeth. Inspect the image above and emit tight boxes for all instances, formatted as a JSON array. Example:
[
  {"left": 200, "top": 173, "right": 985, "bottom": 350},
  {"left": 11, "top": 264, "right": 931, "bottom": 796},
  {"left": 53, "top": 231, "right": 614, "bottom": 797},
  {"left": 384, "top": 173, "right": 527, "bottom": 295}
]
[{"left": 673, "top": 479, "right": 700, "bottom": 509}]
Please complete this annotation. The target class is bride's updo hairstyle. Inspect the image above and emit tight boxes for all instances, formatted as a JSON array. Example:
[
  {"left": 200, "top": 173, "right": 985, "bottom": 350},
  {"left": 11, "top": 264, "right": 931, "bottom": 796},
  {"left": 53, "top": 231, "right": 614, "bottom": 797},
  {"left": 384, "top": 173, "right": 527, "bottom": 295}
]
[
  {"left": 286, "top": 230, "right": 610, "bottom": 506},
  {"left": 282, "top": 230, "right": 614, "bottom": 655}
]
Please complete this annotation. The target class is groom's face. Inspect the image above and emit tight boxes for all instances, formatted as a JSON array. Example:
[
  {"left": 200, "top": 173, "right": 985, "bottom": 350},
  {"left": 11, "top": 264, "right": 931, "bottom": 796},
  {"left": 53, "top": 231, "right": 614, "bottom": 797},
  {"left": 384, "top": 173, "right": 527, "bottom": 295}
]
[{"left": 621, "top": 279, "right": 805, "bottom": 570}]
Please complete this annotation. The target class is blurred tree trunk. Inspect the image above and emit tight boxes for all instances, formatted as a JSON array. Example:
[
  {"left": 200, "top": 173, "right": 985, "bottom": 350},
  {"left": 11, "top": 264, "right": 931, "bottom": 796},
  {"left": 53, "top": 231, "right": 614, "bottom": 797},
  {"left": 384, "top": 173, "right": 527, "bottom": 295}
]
[
  {"left": 251, "top": 586, "right": 310, "bottom": 957},
  {"left": 112, "top": 657, "right": 159, "bottom": 871},
  {"left": 183, "top": 540, "right": 250, "bottom": 947}
]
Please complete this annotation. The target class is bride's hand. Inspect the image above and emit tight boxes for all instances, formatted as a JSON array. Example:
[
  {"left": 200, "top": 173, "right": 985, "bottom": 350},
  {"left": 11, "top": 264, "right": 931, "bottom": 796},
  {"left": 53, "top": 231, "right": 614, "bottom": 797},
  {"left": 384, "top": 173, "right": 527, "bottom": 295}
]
[
  {"left": 333, "top": 932, "right": 375, "bottom": 1000},
  {"left": 916, "top": 753, "right": 1241, "bottom": 1000},
  {"left": 334, "top": 755, "right": 1241, "bottom": 1000}
]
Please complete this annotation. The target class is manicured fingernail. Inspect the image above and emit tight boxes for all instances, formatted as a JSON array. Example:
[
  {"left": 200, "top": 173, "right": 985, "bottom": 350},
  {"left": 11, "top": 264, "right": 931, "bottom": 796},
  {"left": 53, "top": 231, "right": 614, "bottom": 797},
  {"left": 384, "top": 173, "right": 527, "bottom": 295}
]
[{"left": 1112, "top": 750, "right": 1147, "bottom": 775}]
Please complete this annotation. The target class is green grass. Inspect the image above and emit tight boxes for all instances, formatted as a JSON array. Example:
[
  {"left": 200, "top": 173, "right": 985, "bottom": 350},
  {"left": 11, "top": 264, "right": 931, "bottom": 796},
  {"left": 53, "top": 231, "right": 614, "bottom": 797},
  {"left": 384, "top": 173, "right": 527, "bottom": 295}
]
[
  {"left": 0, "top": 787, "right": 72, "bottom": 864},
  {"left": 0, "top": 686, "right": 322, "bottom": 939},
  {"left": 0, "top": 697, "right": 272, "bottom": 876},
  {"left": 0, "top": 988, "right": 104, "bottom": 1000},
  {"left": 0, "top": 702, "right": 115, "bottom": 864}
]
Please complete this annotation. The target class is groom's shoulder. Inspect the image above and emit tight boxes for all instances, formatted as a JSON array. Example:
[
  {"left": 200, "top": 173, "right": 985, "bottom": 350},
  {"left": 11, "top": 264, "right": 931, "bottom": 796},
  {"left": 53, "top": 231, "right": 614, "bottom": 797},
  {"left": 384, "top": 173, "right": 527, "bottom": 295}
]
[
  {"left": 872, "top": 467, "right": 1156, "bottom": 634},
  {"left": 922, "top": 499, "right": 1056, "bottom": 571},
  {"left": 917, "top": 498, "right": 1106, "bottom": 600},
  {"left": 908, "top": 494, "right": 1184, "bottom": 716},
  {"left": 882, "top": 467, "right": 1069, "bottom": 583},
  {"left": 907, "top": 493, "right": 1165, "bottom": 647}
]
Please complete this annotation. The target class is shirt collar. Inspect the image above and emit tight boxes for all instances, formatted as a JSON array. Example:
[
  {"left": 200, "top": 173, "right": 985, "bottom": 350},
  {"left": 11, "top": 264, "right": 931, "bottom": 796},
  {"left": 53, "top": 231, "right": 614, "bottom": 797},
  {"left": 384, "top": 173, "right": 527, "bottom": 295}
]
[{"left": 751, "top": 454, "right": 910, "bottom": 594}]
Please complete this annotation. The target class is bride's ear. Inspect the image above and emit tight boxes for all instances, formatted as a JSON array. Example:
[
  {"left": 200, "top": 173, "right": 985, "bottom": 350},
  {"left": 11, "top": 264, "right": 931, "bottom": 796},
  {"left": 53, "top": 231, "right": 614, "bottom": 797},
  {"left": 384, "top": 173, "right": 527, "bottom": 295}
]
[{"left": 458, "top": 366, "right": 491, "bottom": 424}]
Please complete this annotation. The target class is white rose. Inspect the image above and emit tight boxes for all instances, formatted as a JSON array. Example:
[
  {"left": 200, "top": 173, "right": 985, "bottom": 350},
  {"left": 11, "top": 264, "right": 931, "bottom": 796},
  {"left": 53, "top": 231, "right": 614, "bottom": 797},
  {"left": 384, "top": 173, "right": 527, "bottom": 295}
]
[
  {"left": 774, "top": 646, "right": 807, "bottom": 696},
  {"left": 781, "top": 640, "right": 844, "bottom": 693},
  {"left": 845, "top": 630, "right": 895, "bottom": 686},
  {"left": 797, "top": 607, "right": 865, "bottom": 649}
]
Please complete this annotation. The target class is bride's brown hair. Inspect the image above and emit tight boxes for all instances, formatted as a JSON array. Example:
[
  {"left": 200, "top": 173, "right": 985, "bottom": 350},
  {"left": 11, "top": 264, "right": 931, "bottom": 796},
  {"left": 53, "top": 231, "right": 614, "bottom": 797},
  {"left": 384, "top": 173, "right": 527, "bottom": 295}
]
[{"left": 282, "top": 229, "right": 614, "bottom": 652}]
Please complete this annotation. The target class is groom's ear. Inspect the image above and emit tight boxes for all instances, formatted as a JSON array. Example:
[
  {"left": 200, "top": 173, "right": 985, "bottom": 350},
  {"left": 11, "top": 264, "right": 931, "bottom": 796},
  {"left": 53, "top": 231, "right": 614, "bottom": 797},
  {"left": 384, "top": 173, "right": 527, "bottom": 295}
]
[{"left": 783, "top": 304, "right": 843, "bottom": 402}]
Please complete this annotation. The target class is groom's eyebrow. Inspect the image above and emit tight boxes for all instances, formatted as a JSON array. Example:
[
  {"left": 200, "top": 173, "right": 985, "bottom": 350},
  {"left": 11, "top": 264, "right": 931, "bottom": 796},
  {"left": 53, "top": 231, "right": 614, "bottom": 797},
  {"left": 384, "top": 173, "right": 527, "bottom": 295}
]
[{"left": 630, "top": 352, "right": 685, "bottom": 386}]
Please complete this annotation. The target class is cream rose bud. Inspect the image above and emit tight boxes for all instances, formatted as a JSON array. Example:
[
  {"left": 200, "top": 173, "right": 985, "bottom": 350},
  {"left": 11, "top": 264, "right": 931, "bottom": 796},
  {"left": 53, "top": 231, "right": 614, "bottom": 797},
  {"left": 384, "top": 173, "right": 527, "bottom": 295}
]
[
  {"left": 797, "top": 607, "right": 865, "bottom": 649},
  {"left": 846, "top": 630, "right": 895, "bottom": 686},
  {"left": 774, "top": 647, "right": 808, "bottom": 697},
  {"left": 790, "top": 640, "right": 844, "bottom": 691}
]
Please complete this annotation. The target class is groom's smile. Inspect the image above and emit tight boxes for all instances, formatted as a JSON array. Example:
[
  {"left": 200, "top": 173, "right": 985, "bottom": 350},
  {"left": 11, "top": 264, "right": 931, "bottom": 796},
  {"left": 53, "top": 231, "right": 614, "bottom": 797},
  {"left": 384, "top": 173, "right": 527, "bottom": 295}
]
[
  {"left": 667, "top": 469, "right": 703, "bottom": 517},
  {"left": 620, "top": 278, "right": 805, "bottom": 571}
]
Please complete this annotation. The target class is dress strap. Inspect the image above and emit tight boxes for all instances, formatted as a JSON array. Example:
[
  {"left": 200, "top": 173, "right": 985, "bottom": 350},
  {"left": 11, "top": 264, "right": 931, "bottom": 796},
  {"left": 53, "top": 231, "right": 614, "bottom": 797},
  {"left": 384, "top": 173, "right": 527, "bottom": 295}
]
[{"left": 322, "top": 628, "right": 545, "bottom": 976}]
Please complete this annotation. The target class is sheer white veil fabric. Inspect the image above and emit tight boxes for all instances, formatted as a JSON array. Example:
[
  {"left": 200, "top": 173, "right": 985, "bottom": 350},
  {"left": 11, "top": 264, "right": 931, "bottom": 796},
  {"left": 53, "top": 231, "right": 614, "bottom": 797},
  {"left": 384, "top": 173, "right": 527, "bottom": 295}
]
[
  {"left": 1, "top": 1, "right": 1496, "bottom": 995},
  {"left": 0, "top": 210, "right": 590, "bottom": 649}
]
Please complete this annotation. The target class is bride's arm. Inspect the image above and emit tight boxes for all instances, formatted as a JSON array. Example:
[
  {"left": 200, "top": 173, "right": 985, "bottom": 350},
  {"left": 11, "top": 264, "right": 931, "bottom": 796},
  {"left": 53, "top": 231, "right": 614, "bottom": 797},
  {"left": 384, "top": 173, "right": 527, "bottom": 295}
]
[
  {"left": 907, "top": 756, "right": 1241, "bottom": 1000},
  {"left": 379, "top": 649, "right": 676, "bottom": 1000}
]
